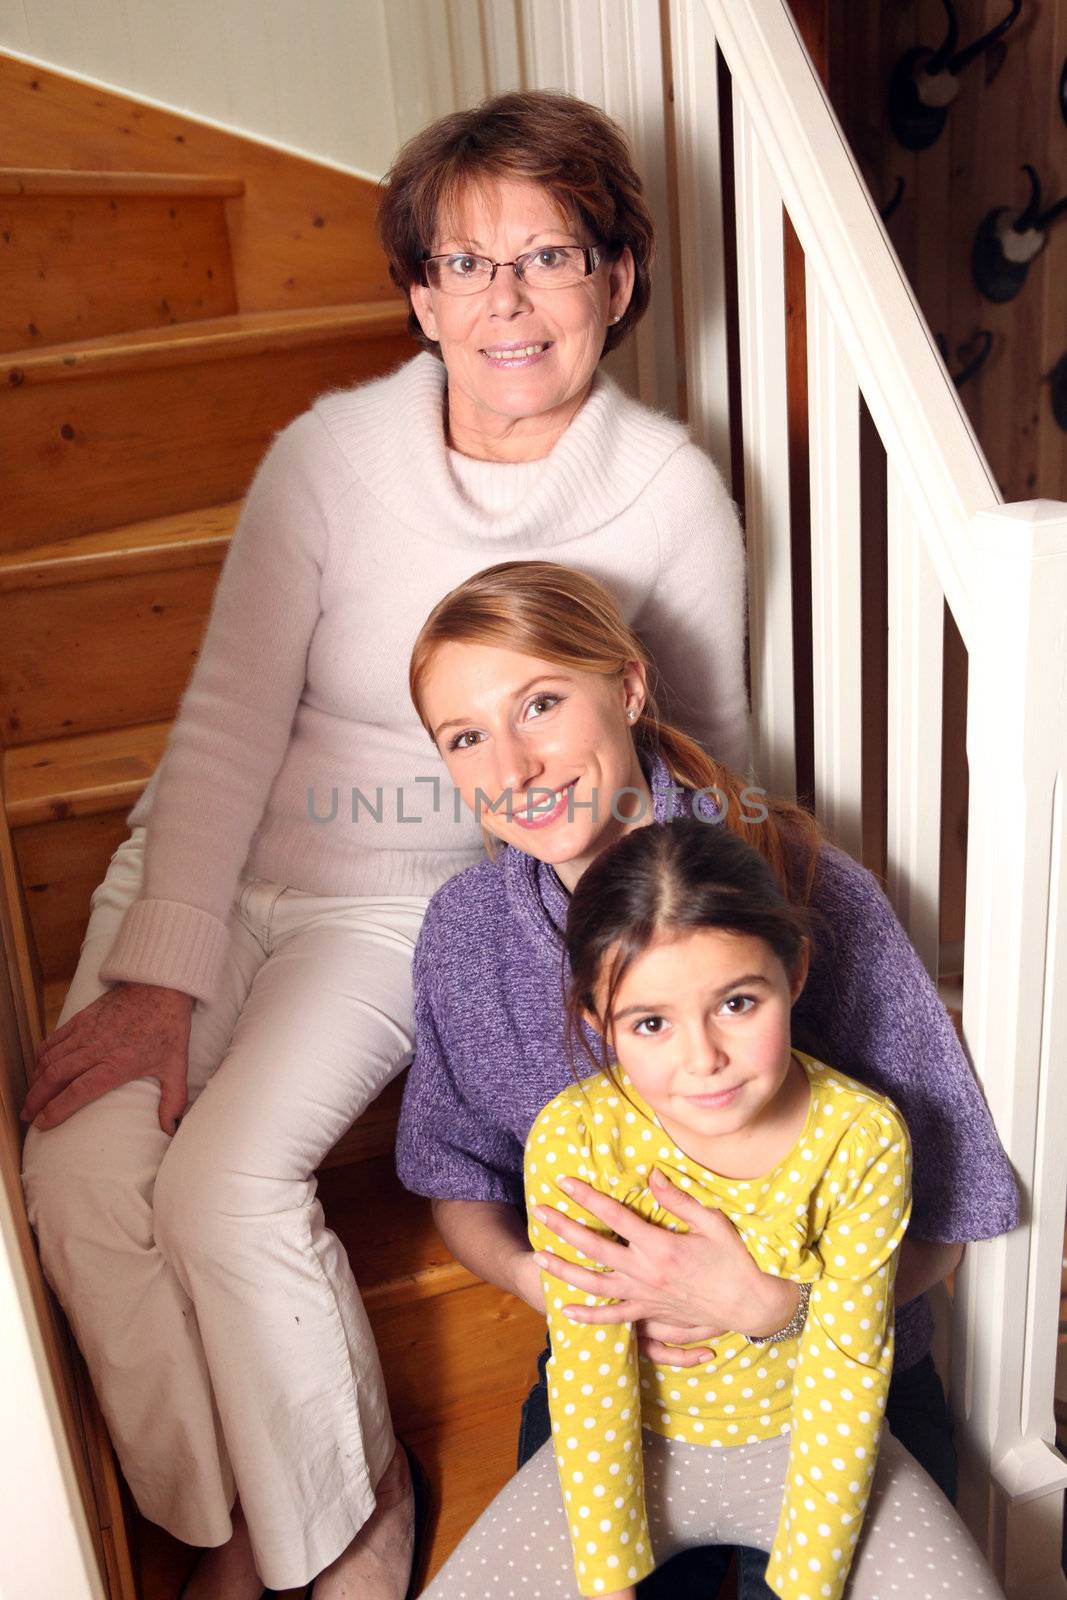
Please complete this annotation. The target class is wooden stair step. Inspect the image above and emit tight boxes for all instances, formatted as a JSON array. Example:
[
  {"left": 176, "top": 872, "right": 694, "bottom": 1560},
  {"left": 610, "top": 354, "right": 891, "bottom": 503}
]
[
  {"left": 1, "top": 172, "right": 241, "bottom": 350},
  {"left": 2, "top": 301, "right": 408, "bottom": 383},
  {"left": 322, "top": 1152, "right": 474, "bottom": 1310},
  {"left": 1, "top": 521, "right": 222, "bottom": 742},
  {"left": 5, "top": 722, "right": 169, "bottom": 981},
  {"left": 0, "top": 501, "right": 238, "bottom": 591},
  {"left": 4, "top": 721, "right": 170, "bottom": 828},
  {"left": 1, "top": 303, "right": 412, "bottom": 551},
  {"left": 324, "top": 1152, "right": 545, "bottom": 1433},
  {"left": 0, "top": 167, "right": 243, "bottom": 198},
  {"left": 0, "top": 506, "right": 240, "bottom": 748}
]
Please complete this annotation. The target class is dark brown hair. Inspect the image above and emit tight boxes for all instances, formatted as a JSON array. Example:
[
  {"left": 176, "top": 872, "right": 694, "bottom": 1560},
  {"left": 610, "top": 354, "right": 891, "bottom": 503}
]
[
  {"left": 565, "top": 819, "right": 813, "bottom": 1081},
  {"left": 377, "top": 90, "right": 654, "bottom": 358},
  {"left": 409, "top": 559, "right": 822, "bottom": 895}
]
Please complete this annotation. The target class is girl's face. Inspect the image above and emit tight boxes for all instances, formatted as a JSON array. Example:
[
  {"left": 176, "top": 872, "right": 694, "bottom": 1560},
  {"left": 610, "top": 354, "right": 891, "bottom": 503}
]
[
  {"left": 408, "top": 177, "right": 634, "bottom": 459},
  {"left": 420, "top": 641, "right": 650, "bottom": 890},
  {"left": 600, "top": 927, "right": 809, "bottom": 1170}
]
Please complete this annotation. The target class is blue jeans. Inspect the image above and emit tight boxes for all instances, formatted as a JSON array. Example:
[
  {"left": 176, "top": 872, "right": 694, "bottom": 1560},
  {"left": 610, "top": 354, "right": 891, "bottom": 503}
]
[{"left": 517, "top": 1345, "right": 957, "bottom": 1600}]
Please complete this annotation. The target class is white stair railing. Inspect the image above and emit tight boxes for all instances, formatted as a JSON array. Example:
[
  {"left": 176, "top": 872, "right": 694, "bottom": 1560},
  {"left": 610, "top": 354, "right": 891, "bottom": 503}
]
[{"left": 669, "top": 3, "right": 1067, "bottom": 1595}]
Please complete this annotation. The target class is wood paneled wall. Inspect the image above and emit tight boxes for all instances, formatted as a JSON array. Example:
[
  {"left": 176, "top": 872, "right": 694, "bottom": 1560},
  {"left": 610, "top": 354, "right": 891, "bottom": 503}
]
[{"left": 829, "top": 0, "right": 1067, "bottom": 503}]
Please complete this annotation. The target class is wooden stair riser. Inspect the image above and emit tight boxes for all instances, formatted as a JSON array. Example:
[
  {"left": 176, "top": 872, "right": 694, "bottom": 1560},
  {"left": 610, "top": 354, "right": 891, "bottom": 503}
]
[
  {"left": 369, "top": 1282, "right": 545, "bottom": 1435},
  {"left": 1, "top": 329, "right": 411, "bottom": 551},
  {"left": 13, "top": 809, "right": 130, "bottom": 981},
  {"left": 407, "top": 1397, "right": 536, "bottom": 1583},
  {"left": 1, "top": 562, "right": 221, "bottom": 746},
  {"left": 0, "top": 191, "right": 239, "bottom": 350}
]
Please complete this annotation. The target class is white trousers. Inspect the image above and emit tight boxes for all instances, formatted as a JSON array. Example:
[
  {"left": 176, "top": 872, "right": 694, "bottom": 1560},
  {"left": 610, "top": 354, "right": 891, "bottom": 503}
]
[{"left": 22, "top": 829, "right": 429, "bottom": 1590}]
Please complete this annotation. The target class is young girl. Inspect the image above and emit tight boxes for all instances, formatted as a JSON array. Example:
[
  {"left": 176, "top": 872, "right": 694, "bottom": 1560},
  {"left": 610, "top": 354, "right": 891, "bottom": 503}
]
[{"left": 419, "top": 817, "right": 1004, "bottom": 1600}]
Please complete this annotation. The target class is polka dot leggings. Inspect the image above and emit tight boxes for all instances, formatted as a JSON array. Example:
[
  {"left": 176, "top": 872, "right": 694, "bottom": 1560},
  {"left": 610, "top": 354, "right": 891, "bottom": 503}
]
[{"left": 420, "top": 1429, "right": 1005, "bottom": 1598}]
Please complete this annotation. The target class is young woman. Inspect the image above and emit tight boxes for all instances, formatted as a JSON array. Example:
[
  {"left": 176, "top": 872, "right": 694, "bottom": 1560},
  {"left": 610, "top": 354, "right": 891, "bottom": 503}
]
[
  {"left": 419, "top": 818, "right": 1005, "bottom": 1599},
  {"left": 397, "top": 559, "right": 1018, "bottom": 1598}
]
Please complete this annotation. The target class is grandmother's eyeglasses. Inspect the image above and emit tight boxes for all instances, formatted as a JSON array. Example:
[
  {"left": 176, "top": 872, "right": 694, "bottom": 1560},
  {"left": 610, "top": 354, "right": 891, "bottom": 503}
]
[{"left": 421, "top": 244, "right": 602, "bottom": 296}]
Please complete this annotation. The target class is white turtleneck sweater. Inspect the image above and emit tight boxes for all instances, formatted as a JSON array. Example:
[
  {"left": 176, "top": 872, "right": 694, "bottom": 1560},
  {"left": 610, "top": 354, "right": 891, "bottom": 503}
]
[{"left": 102, "top": 353, "right": 748, "bottom": 1002}]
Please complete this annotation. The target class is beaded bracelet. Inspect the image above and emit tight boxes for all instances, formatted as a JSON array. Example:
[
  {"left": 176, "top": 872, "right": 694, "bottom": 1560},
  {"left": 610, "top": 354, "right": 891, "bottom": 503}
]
[{"left": 745, "top": 1279, "right": 811, "bottom": 1347}]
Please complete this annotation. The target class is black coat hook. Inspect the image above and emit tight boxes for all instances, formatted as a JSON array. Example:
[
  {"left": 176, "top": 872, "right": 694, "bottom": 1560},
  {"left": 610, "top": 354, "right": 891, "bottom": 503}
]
[
  {"left": 973, "top": 165, "right": 1067, "bottom": 302},
  {"left": 890, "top": 0, "right": 1023, "bottom": 151},
  {"left": 880, "top": 175, "right": 906, "bottom": 222},
  {"left": 1050, "top": 352, "right": 1067, "bottom": 432},
  {"left": 936, "top": 329, "right": 994, "bottom": 388}
]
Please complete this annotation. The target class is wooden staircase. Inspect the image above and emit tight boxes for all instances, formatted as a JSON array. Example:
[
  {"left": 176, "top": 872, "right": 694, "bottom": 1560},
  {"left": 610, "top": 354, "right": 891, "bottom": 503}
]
[{"left": 0, "top": 57, "right": 546, "bottom": 1598}]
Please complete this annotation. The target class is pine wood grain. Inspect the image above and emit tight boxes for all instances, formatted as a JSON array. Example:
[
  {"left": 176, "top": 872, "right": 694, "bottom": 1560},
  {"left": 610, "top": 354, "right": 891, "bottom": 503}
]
[
  {"left": 1, "top": 559, "right": 219, "bottom": 744},
  {"left": 0, "top": 500, "right": 238, "bottom": 590},
  {"left": 4, "top": 721, "right": 170, "bottom": 827},
  {"left": 13, "top": 809, "right": 131, "bottom": 980},
  {"left": 0, "top": 54, "right": 402, "bottom": 316},
  {"left": 0, "top": 168, "right": 243, "bottom": 197},
  {"left": 4, "top": 300, "right": 408, "bottom": 381},
  {"left": 0, "top": 313, "right": 411, "bottom": 551},
  {"left": 0, "top": 186, "right": 239, "bottom": 349}
]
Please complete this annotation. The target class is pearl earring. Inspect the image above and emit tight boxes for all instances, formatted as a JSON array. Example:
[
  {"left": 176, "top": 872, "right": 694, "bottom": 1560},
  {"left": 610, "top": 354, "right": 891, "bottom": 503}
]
[
  {"left": 627, "top": 707, "right": 637, "bottom": 721},
  {"left": 612, "top": 314, "right": 621, "bottom": 324}
]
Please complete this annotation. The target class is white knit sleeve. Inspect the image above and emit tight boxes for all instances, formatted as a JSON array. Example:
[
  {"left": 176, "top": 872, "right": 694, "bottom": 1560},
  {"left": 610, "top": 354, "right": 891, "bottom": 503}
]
[
  {"left": 640, "top": 443, "right": 751, "bottom": 777},
  {"left": 100, "top": 410, "right": 347, "bottom": 1001}
]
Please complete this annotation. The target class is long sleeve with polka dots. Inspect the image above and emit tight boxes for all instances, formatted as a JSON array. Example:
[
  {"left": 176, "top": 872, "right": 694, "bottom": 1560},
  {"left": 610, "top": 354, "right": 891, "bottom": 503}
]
[
  {"left": 526, "top": 1115, "right": 654, "bottom": 1597},
  {"left": 765, "top": 1103, "right": 911, "bottom": 1600},
  {"left": 523, "top": 1057, "right": 911, "bottom": 1600}
]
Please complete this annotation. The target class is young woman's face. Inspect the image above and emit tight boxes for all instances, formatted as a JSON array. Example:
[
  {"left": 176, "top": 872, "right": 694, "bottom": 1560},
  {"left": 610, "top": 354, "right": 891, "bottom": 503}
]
[
  {"left": 420, "top": 641, "right": 649, "bottom": 888},
  {"left": 601, "top": 927, "right": 808, "bottom": 1166},
  {"left": 408, "top": 177, "right": 634, "bottom": 457}
]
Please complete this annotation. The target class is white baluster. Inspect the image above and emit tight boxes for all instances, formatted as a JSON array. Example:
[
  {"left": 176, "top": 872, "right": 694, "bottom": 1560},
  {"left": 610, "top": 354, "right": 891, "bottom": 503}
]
[
  {"left": 669, "top": 0, "right": 732, "bottom": 476},
  {"left": 885, "top": 464, "right": 944, "bottom": 977},
  {"left": 733, "top": 96, "right": 795, "bottom": 798},
  {"left": 807, "top": 278, "right": 863, "bottom": 858},
  {"left": 953, "top": 500, "right": 1067, "bottom": 1600}
]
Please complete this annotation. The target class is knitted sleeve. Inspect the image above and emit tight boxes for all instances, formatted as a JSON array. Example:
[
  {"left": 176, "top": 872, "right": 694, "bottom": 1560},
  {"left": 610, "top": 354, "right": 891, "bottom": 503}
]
[
  {"left": 640, "top": 443, "right": 750, "bottom": 778},
  {"left": 99, "top": 411, "right": 346, "bottom": 1001},
  {"left": 396, "top": 893, "right": 526, "bottom": 1204},
  {"left": 768, "top": 1100, "right": 911, "bottom": 1600},
  {"left": 797, "top": 847, "right": 1019, "bottom": 1245},
  {"left": 525, "top": 1097, "right": 653, "bottom": 1598}
]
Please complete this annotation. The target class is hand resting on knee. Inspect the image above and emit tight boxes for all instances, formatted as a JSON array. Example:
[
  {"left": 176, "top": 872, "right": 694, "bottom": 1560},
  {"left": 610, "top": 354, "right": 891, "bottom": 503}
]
[{"left": 21, "top": 981, "right": 193, "bottom": 1134}]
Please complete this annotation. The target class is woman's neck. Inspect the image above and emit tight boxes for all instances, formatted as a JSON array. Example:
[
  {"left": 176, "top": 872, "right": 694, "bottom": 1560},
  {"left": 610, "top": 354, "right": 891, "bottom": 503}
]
[{"left": 444, "top": 381, "right": 592, "bottom": 463}]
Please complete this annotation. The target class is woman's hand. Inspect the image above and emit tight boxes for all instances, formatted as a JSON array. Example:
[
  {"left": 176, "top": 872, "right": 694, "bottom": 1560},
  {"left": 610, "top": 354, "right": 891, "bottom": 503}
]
[
  {"left": 532, "top": 1169, "right": 800, "bottom": 1364},
  {"left": 21, "top": 982, "right": 194, "bottom": 1134}
]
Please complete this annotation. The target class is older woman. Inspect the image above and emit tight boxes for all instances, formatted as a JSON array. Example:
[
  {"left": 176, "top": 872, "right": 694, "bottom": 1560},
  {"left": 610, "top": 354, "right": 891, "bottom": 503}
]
[{"left": 20, "top": 92, "right": 746, "bottom": 1600}]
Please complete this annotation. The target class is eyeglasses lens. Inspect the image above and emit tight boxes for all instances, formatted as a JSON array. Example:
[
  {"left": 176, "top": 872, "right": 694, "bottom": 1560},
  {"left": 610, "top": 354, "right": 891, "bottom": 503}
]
[{"left": 425, "top": 247, "right": 593, "bottom": 295}]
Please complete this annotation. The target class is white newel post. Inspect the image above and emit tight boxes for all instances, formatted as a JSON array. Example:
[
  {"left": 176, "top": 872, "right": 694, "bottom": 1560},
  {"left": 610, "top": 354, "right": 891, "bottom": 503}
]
[{"left": 952, "top": 500, "right": 1067, "bottom": 1600}]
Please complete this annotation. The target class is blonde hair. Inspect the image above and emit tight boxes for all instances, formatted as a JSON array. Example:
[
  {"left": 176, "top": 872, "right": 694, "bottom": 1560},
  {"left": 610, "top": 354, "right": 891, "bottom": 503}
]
[{"left": 409, "top": 561, "right": 821, "bottom": 902}]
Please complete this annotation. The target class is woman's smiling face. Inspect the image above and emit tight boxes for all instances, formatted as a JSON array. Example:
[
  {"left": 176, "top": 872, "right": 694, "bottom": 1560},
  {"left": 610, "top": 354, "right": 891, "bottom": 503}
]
[
  {"left": 409, "top": 177, "right": 634, "bottom": 460},
  {"left": 420, "top": 640, "right": 650, "bottom": 889}
]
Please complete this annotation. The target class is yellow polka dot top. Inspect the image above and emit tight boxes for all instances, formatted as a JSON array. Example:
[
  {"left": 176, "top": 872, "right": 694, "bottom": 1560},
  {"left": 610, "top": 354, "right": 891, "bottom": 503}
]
[{"left": 524, "top": 1053, "right": 912, "bottom": 1600}]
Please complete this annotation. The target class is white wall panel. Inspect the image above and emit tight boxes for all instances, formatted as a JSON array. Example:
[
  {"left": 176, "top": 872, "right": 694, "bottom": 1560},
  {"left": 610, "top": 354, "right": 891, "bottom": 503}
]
[
  {"left": 70, "top": 0, "right": 130, "bottom": 91},
  {"left": 219, "top": 0, "right": 279, "bottom": 140}
]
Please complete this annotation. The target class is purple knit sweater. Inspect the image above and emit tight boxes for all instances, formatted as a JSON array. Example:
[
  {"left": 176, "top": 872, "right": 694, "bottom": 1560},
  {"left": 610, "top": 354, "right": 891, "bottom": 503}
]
[{"left": 396, "top": 754, "right": 1018, "bottom": 1370}]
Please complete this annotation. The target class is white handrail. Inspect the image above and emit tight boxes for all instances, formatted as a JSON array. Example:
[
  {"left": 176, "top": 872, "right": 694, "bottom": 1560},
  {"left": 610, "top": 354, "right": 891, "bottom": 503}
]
[{"left": 692, "top": 0, "right": 1001, "bottom": 650}]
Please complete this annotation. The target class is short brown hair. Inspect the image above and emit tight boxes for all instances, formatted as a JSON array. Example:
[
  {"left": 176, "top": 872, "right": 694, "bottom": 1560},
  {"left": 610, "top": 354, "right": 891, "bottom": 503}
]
[{"left": 377, "top": 90, "right": 654, "bottom": 360}]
